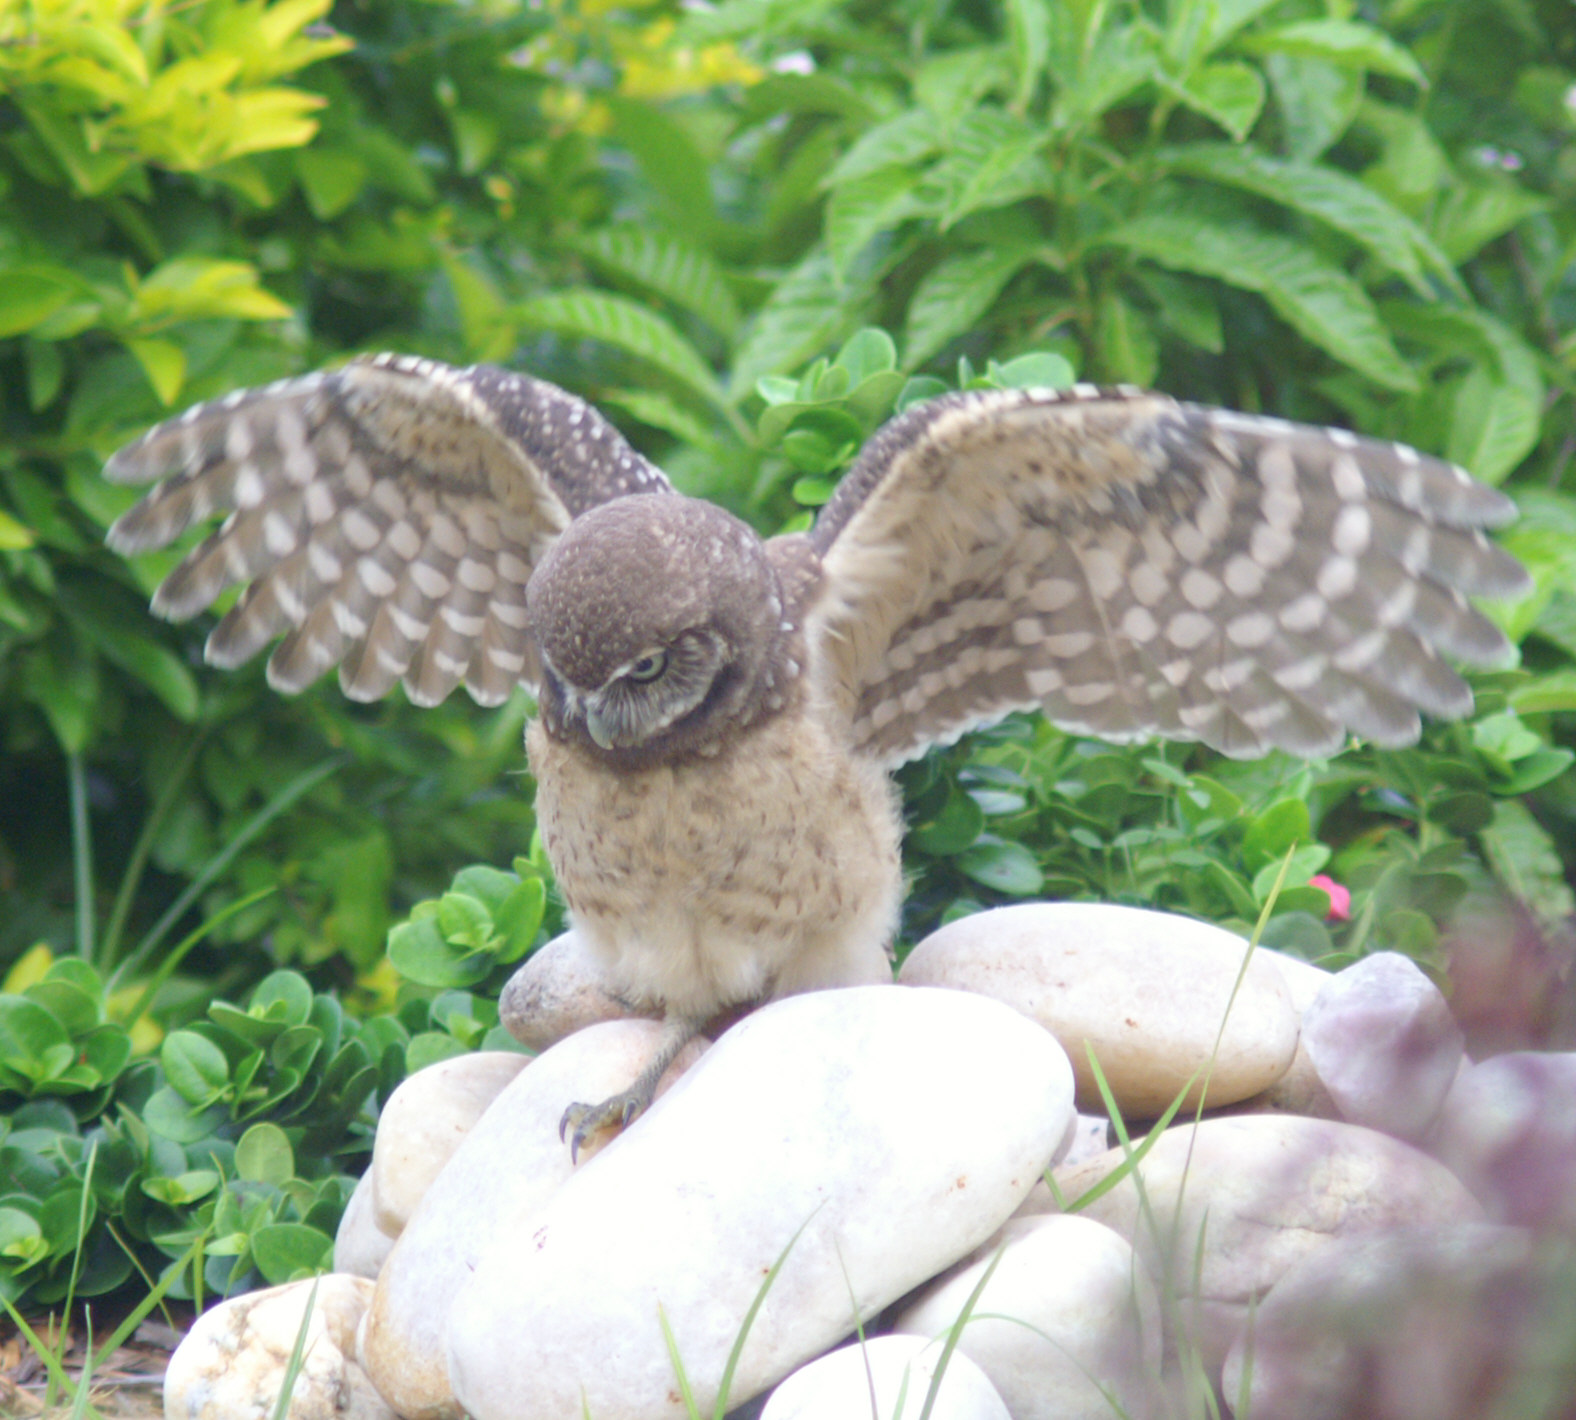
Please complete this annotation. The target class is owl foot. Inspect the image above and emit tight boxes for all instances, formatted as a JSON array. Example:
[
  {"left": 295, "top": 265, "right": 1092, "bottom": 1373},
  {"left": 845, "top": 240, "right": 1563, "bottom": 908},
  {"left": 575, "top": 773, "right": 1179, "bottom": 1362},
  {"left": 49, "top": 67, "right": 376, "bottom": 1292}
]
[
  {"left": 559, "top": 1088, "right": 651, "bottom": 1162},
  {"left": 558, "top": 1014, "right": 701, "bottom": 1162}
]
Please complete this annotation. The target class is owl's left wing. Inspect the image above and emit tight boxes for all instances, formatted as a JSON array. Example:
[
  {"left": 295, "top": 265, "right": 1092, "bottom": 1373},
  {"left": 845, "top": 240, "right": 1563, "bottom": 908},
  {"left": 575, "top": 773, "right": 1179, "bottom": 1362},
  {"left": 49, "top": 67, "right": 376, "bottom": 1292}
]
[
  {"left": 105, "top": 354, "right": 672, "bottom": 707},
  {"left": 807, "top": 386, "right": 1529, "bottom": 766}
]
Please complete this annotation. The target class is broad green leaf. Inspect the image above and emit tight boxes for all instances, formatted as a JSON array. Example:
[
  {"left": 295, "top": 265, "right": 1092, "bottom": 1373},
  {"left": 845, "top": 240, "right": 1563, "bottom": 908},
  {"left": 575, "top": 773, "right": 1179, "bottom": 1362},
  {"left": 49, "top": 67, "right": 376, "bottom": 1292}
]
[
  {"left": 1005, "top": 0, "right": 1052, "bottom": 110},
  {"left": 914, "top": 47, "right": 1010, "bottom": 130},
  {"left": 252, "top": 1223, "right": 334, "bottom": 1285},
  {"left": 294, "top": 148, "right": 367, "bottom": 219},
  {"left": 1512, "top": 670, "right": 1576, "bottom": 715},
  {"left": 567, "top": 227, "right": 741, "bottom": 335},
  {"left": 0, "top": 510, "right": 33, "bottom": 550},
  {"left": 0, "top": 997, "right": 70, "bottom": 1080},
  {"left": 1132, "top": 268, "right": 1222, "bottom": 352},
  {"left": 826, "top": 167, "right": 927, "bottom": 279},
  {"left": 1096, "top": 291, "right": 1158, "bottom": 385},
  {"left": 924, "top": 110, "right": 1048, "bottom": 228},
  {"left": 958, "top": 836, "right": 1044, "bottom": 896},
  {"left": 606, "top": 98, "right": 718, "bottom": 236},
  {"left": 1168, "top": 61, "right": 1264, "bottom": 141},
  {"left": 53, "top": 584, "right": 200, "bottom": 721},
  {"left": 124, "top": 338, "right": 185, "bottom": 406},
  {"left": 903, "top": 247, "right": 1036, "bottom": 368},
  {"left": 1203, "top": 0, "right": 1285, "bottom": 53},
  {"left": 22, "top": 636, "right": 99, "bottom": 754},
  {"left": 1448, "top": 365, "right": 1540, "bottom": 487},
  {"left": 1054, "top": 18, "right": 1163, "bottom": 126},
  {"left": 1242, "top": 798, "right": 1312, "bottom": 868},
  {"left": 1480, "top": 799, "right": 1576, "bottom": 931},
  {"left": 161, "top": 1030, "right": 231, "bottom": 1107},
  {"left": 909, "top": 785, "right": 986, "bottom": 856},
  {"left": 1432, "top": 182, "right": 1547, "bottom": 264},
  {"left": 1159, "top": 144, "right": 1457, "bottom": 294},
  {"left": 1101, "top": 209, "right": 1418, "bottom": 391},
  {"left": 825, "top": 110, "right": 940, "bottom": 188},
  {"left": 1265, "top": 54, "right": 1364, "bottom": 160},
  {"left": 0, "top": 272, "right": 77, "bottom": 338},
  {"left": 513, "top": 291, "right": 726, "bottom": 415},
  {"left": 1238, "top": 20, "right": 1426, "bottom": 86},
  {"left": 729, "top": 249, "right": 874, "bottom": 402},
  {"left": 248, "top": 972, "right": 314, "bottom": 1027},
  {"left": 236, "top": 1123, "right": 295, "bottom": 1186},
  {"left": 601, "top": 389, "right": 719, "bottom": 447}
]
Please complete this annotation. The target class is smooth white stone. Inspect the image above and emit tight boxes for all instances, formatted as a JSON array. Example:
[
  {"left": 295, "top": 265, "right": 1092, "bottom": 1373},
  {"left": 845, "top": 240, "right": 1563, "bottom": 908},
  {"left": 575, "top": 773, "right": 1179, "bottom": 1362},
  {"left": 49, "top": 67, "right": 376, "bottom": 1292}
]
[
  {"left": 447, "top": 987, "right": 1075, "bottom": 1420},
  {"left": 369, "top": 1051, "right": 530, "bottom": 1237},
  {"left": 1031, "top": 1115, "right": 1483, "bottom": 1371},
  {"left": 164, "top": 1276, "right": 392, "bottom": 1420},
  {"left": 1301, "top": 951, "right": 1463, "bottom": 1140},
  {"left": 1235, "top": 950, "right": 1336, "bottom": 1117},
  {"left": 900, "top": 903, "right": 1297, "bottom": 1114},
  {"left": 1430, "top": 1051, "right": 1576, "bottom": 1231},
  {"left": 1221, "top": 1224, "right": 1537, "bottom": 1420},
  {"left": 894, "top": 1214, "right": 1160, "bottom": 1420},
  {"left": 333, "top": 1170, "right": 396, "bottom": 1280},
  {"left": 761, "top": 1335, "right": 1010, "bottom": 1420},
  {"left": 1058, "top": 1112, "right": 1113, "bottom": 1167},
  {"left": 362, "top": 1020, "right": 705, "bottom": 1420},
  {"left": 499, "top": 929, "right": 646, "bottom": 1051}
]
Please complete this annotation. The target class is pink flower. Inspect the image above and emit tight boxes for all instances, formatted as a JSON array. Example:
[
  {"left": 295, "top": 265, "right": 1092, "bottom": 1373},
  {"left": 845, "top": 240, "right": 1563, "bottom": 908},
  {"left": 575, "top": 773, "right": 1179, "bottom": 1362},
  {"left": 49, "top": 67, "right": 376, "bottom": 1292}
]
[{"left": 1309, "top": 874, "right": 1351, "bottom": 922}]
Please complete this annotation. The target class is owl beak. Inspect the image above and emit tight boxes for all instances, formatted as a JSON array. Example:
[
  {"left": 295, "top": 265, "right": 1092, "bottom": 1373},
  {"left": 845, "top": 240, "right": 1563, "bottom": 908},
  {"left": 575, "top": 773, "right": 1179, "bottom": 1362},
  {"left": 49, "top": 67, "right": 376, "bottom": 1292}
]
[{"left": 584, "top": 705, "right": 618, "bottom": 751}]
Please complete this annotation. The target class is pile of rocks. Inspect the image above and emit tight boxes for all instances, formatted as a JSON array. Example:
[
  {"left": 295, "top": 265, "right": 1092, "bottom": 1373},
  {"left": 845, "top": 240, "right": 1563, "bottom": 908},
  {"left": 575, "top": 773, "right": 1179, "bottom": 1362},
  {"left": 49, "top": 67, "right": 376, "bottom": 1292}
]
[{"left": 163, "top": 903, "right": 1576, "bottom": 1420}]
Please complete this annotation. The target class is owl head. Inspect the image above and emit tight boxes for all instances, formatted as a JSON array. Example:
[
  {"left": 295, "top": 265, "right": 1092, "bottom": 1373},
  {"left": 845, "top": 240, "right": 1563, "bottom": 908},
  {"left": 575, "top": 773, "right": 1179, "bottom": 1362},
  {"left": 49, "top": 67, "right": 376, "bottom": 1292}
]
[{"left": 526, "top": 495, "right": 795, "bottom": 765}]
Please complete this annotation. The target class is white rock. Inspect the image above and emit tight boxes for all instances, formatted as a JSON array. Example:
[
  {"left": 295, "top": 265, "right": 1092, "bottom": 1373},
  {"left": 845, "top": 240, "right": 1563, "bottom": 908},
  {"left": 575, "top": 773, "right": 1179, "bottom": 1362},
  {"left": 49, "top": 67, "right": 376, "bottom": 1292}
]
[
  {"left": 1031, "top": 1115, "right": 1483, "bottom": 1371},
  {"left": 164, "top": 1275, "right": 392, "bottom": 1420},
  {"left": 499, "top": 929, "right": 647, "bottom": 1051},
  {"left": 1057, "top": 1112, "right": 1112, "bottom": 1167},
  {"left": 361, "top": 1019, "right": 704, "bottom": 1420},
  {"left": 1235, "top": 950, "right": 1337, "bottom": 1117},
  {"left": 1221, "top": 1224, "right": 1537, "bottom": 1420},
  {"left": 900, "top": 903, "right": 1298, "bottom": 1115},
  {"left": 1430, "top": 1051, "right": 1576, "bottom": 1231},
  {"left": 369, "top": 1050, "right": 530, "bottom": 1237},
  {"left": 761, "top": 1335, "right": 1009, "bottom": 1420},
  {"left": 333, "top": 1171, "right": 396, "bottom": 1280},
  {"left": 447, "top": 987, "right": 1074, "bottom": 1420},
  {"left": 1300, "top": 951, "right": 1463, "bottom": 1140},
  {"left": 894, "top": 1214, "right": 1160, "bottom": 1420}
]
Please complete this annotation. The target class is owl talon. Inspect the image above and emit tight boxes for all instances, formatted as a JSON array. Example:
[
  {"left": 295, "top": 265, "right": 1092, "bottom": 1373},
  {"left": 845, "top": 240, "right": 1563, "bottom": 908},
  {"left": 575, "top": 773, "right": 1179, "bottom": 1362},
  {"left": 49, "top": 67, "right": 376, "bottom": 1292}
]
[{"left": 559, "top": 1089, "right": 652, "bottom": 1163}]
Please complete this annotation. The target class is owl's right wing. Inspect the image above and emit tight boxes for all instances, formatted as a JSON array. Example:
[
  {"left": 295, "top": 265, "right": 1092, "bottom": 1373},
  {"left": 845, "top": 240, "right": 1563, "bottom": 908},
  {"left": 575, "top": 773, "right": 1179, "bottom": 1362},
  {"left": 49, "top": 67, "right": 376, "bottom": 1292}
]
[
  {"left": 806, "top": 385, "right": 1529, "bottom": 766},
  {"left": 105, "top": 354, "right": 672, "bottom": 707}
]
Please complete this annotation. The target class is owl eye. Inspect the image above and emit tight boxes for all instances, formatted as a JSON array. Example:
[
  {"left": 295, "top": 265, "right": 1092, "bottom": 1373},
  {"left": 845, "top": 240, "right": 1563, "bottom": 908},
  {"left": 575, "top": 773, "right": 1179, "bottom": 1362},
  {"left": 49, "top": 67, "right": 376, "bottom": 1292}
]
[{"left": 626, "top": 650, "right": 668, "bottom": 683}]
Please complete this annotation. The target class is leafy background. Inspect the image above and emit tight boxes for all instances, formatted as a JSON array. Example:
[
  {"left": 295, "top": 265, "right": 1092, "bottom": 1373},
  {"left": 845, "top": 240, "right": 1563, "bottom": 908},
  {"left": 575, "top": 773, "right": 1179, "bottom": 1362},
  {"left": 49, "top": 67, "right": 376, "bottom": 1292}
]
[{"left": 1, "top": 0, "right": 1574, "bottom": 1313}]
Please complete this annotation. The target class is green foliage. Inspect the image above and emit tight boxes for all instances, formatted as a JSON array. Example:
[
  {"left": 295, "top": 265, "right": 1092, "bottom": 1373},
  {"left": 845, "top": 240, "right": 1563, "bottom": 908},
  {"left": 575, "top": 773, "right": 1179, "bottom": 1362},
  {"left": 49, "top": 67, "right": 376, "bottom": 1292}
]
[
  {"left": 0, "top": 954, "right": 523, "bottom": 1308},
  {"left": 3, "top": 0, "right": 1576, "bottom": 1326}
]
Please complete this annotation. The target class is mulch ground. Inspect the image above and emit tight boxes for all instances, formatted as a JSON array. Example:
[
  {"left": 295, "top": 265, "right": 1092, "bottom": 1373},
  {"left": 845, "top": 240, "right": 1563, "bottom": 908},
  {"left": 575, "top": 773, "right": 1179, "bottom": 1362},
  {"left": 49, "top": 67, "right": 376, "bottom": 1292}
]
[{"left": 1, "top": 1311, "right": 189, "bottom": 1419}]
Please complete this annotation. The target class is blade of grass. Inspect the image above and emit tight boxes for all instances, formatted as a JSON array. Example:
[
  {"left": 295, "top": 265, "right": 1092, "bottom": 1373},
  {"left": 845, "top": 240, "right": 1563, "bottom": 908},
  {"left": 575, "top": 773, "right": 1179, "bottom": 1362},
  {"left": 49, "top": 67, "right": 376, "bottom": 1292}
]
[
  {"left": 68, "top": 749, "right": 95, "bottom": 960},
  {"left": 269, "top": 1277, "right": 320, "bottom": 1420},
  {"left": 711, "top": 1210, "right": 819, "bottom": 1419},
  {"left": 98, "top": 729, "right": 206, "bottom": 969},
  {"left": 916, "top": 1247, "right": 1005, "bottom": 1420},
  {"left": 67, "top": 1308, "right": 95, "bottom": 1420},
  {"left": 657, "top": 1305, "right": 703, "bottom": 1420},
  {"left": 116, "top": 886, "right": 277, "bottom": 1029},
  {"left": 108, "top": 755, "right": 344, "bottom": 988}
]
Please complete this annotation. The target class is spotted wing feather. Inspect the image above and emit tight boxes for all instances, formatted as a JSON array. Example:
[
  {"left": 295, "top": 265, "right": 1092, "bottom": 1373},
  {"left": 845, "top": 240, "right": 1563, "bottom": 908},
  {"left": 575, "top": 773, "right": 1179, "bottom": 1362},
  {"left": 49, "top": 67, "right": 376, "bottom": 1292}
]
[
  {"left": 808, "top": 386, "right": 1529, "bottom": 765},
  {"left": 105, "top": 354, "right": 672, "bottom": 707}
]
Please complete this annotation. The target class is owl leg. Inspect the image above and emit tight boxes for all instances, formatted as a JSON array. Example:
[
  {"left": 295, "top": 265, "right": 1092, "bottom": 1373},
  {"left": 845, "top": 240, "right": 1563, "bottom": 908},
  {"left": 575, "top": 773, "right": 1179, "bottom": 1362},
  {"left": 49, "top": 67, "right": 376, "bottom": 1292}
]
[{"left": 559, "top": 1013, "right": 700, "bottom": 1161}]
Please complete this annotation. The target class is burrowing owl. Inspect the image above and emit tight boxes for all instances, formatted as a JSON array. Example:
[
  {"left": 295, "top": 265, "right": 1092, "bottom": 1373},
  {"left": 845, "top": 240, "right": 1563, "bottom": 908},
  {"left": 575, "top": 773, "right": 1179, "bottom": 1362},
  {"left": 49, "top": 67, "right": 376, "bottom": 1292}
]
[{"left": 105, "top": 354, "right": 1528, "bottom": 1151}]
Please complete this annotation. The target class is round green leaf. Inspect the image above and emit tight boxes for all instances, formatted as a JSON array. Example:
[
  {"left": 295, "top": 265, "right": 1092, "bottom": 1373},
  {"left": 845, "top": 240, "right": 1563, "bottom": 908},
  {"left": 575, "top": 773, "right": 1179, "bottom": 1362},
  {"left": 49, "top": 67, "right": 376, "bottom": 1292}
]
[
  {"left": 235, "top": 1123, "right": 295, "bottom": 1187},
  {"left": 251, "top": 1223, "right": 334, "bottom": 1286}
]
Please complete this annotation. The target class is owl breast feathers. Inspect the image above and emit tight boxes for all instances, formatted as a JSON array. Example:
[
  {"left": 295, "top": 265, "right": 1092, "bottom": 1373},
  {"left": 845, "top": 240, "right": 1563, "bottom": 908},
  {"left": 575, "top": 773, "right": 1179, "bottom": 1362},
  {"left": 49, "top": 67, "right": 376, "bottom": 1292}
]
[{"left": 105, "top": 352, "right": 1528, "bottom": 768}]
